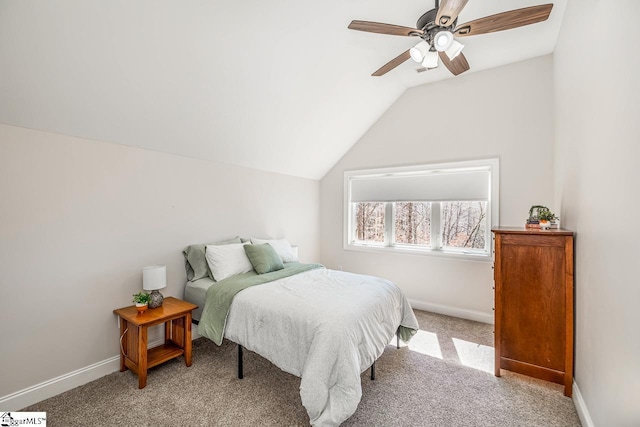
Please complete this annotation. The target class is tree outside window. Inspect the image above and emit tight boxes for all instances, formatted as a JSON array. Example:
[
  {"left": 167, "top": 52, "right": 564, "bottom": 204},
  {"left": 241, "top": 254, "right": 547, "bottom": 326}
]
[
  {"left": 352, "top": 200, "right": 487, "bottom": 252},
  {"left": 441, "top": 201, "right": 487, "bottom": 249},
  {"left": 394, "top": 202, "right": 431, "bottom": 246},
  {"left": 354, "top": 202, "right": 385, "bottom": 243}
]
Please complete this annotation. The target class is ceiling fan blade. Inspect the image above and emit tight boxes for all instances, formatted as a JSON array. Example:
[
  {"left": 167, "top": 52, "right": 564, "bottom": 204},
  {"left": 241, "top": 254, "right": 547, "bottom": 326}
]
[
  {"left": 454, "top": 4, "right": 553, "bottom": 37},
  {"left": 438, "top": 51, "right": 470, "bottom": 76},
  {"left": 348, "top": 20, "right": 423, "bottom": 37},
  {"left": 435, "top": 0, "right": 470, "bottom": 27},
  {"left": 372, "top": 50, "right": 411, "bottom": 76}
]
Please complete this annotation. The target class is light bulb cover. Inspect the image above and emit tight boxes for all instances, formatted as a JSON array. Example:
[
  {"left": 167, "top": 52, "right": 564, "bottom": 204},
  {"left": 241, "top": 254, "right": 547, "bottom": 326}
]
[
  {"left": 410, "top": 41, "right": 430, "bottom": 63},
  {"left": 421, "top": 50, "right": 439, "bottom": 69},
  {"left": 434, "top": 31, "right": 454, "bottom": 52},
  {"left": 445, "top": 40, "right": 464, "bottom": 61}
]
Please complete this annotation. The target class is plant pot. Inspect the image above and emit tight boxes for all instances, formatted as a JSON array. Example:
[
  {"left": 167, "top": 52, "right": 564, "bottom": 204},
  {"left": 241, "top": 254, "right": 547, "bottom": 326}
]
[
  {"left": 136, "top": 303, "right": 148, "bottom": 314},
  {"left": 539, "top": 220, "right": 550, "bottom": 229}
]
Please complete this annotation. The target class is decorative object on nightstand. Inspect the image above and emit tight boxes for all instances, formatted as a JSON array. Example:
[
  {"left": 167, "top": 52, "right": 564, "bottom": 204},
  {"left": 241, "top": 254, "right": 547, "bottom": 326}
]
[
  {"left": 143, "top": 265, "right": 166, "bottom": 309},
  {"left": 132, "top": 292, "right": 150, "bottom": 313}
]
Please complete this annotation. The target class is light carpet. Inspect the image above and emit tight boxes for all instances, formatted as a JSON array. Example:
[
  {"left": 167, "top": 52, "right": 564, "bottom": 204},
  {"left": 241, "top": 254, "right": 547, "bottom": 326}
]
[{"left": 24, "top": 310, "right": 581, "bottom": 426}]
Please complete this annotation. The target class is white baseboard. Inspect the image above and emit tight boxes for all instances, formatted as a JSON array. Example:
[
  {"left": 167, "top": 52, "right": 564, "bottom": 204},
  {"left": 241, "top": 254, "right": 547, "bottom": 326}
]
[
  {"left": 0, "top": 353, "right": 122, "bottom": 411},
  {"left": 0, "top": 324, "right": 200, "bottom": 411},
  {"left": 573, "top": 381, "right": 595, "bottom": 427},
  {"left": 409, "top": 299, "right": 494, "bottom": 324}
]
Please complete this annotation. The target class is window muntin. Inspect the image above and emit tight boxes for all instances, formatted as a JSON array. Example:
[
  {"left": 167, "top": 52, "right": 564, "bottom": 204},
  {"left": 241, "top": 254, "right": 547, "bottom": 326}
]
[{"left": 344, "top": 159, "right": 498, "bottom": 260}]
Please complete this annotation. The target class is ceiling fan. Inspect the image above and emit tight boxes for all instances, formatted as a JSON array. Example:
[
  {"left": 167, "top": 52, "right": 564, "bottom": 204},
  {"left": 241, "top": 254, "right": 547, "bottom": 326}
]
[{"left": 348, "top": 0, "right": 553, "bottom": 77}]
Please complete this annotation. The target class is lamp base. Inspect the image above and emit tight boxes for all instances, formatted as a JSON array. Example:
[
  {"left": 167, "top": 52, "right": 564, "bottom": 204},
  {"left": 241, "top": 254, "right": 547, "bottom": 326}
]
[{"left": 148, "top": 290, "right": 164, "bottom": 309}]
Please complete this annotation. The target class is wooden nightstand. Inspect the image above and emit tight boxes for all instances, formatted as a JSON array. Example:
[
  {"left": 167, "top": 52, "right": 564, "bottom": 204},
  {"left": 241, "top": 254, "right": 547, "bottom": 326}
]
[{"left": 113, "top": 297, "right": 198, "bottom": 389}]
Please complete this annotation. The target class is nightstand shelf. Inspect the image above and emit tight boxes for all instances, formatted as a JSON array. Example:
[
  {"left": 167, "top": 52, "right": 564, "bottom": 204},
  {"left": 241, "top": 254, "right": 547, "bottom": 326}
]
[
  {"left": 147, "top": 343, "right": 184, "bottom": 369},
  {"left": 114, "top": 297, "right": 198, "bottom": 389}
]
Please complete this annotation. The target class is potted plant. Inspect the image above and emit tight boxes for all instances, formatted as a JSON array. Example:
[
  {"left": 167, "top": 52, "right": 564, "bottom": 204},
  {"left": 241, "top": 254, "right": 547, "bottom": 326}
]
[
  {"left": 133, "top": 292, "right": 150, "bottom": 313},
  {"left": 538, "top": 209, "right": 557, "bottom": 229}
]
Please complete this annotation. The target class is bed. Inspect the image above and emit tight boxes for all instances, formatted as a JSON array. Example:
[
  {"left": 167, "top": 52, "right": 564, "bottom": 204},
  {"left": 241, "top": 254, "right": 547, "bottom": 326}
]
[{"left": 183, "top": 240, "right": 419, "bottom": 427}]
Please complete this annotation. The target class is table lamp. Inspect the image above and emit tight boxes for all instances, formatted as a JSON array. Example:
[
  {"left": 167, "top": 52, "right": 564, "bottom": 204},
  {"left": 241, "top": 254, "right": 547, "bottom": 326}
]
[{"left": 143, "top": 265, "right": 166, "bottom": 309}]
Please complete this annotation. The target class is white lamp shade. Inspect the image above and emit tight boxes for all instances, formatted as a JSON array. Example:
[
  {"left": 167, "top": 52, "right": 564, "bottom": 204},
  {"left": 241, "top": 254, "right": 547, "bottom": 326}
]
[
  {"left": 434, "top": 31, "right": 454, "bottom": 52},
  {"left": 421, "top": 50, "right": 439, "bottom": 69},
  {"left": 445, "top": 40, "right": 464, "bottom": 61},
  {"left": 410, "top": 41, "right": 430, "bottom": 63},
  {"left": 143, "top": 265, "right": 167, "bottom": 291}
]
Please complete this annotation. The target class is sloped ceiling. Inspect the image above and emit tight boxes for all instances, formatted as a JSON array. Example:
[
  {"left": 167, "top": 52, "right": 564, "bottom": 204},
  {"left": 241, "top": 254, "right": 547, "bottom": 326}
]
[{"left": 0, "top": 0, "right": 566, "bottom": 179}]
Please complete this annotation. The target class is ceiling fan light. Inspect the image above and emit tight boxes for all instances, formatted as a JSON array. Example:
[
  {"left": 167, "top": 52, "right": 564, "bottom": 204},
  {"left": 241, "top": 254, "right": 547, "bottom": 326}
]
[
  {"left": 409, "top": 41, "right": 430, "bottom": 63},
  {"left": 434, "top": 31, "right": 454, "bottom": 52},
  {"left": 445, "top": 40, "right": 464, "bottom": 61},
  {"left": 421, "top": 50, "right": 439, "bottom": 69}
]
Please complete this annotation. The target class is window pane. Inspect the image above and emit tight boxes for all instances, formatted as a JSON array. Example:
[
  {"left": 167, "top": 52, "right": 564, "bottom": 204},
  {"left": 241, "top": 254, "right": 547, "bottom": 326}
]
[
  {"left": 353, "top": 202, "right": 385, "bottom": 243},
  {"left": 441, "top": 201, "right": 487, "bottom": 250},
  {"left": 394, "top": 202, "right": 431, "bottom": 246}
]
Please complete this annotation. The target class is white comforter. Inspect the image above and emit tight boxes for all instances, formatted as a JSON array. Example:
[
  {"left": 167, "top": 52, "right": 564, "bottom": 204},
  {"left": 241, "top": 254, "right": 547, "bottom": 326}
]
[{"left": 224, "top": 267, "right": 419, "bottom": 426}]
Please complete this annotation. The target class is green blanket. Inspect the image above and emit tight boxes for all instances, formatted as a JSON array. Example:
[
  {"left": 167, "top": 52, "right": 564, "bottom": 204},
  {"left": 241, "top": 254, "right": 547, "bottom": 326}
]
[{"left": 198, "top": 262, "right": 324, "bottom": 345}]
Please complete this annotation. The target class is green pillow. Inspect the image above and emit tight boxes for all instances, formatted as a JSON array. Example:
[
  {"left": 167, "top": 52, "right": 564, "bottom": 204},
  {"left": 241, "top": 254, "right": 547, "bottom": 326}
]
[
  {"left": 244, "top": 243, "right": 284, "bottom": 275},
  {"left": 183, "top": 236, "right": 242, "bottom": 281}
]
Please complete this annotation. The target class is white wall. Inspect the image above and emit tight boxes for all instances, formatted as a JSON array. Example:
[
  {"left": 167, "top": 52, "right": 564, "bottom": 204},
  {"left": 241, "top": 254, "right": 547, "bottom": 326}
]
[
  {"left": 554, "top": 1, "right": 640, "bottom": 425},
  {"left": 320, "top": 56, "right": 555, "bottom": 320},
  {"left": 0, "top": 124, "right": 319, "bottom": 398}
]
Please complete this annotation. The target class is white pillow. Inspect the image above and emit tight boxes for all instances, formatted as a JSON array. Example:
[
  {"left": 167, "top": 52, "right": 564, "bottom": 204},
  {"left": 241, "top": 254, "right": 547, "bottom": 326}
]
[
  {"left": 205, "top": 242, "right": 253, "bottom": 282},
  {"left": 250, "top": 238, "right": 298, "bottom": 262}
]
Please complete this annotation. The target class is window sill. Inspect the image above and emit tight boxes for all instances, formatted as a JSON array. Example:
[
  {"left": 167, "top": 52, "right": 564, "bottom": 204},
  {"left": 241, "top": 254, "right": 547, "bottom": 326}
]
[{"left": 344, "top": 243, "right": 492, "bottom": 262}]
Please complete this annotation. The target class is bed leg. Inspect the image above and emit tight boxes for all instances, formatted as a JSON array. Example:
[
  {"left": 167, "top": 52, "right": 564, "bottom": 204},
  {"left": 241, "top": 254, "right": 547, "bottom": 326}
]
[
  {"left": 238, "top": 344, "right": 244, "bottom": 379},
  {"left": 370, "top": 361, "right": 375, "bottom": 381},
  {"left": 397, "top": 333, "right": 400, "bottom": 349}
]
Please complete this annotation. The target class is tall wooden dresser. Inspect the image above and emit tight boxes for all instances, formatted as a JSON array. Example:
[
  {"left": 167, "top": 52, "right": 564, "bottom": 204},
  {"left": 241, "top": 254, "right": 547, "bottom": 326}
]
[{"left": 492, "top": 227, "right": 574, "bottom": 396}]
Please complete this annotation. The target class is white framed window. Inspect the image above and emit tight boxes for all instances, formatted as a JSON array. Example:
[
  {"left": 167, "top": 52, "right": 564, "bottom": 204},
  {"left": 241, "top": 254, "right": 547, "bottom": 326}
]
[{"left": 344, "top": 158, "right": 499, "bottom": 260}]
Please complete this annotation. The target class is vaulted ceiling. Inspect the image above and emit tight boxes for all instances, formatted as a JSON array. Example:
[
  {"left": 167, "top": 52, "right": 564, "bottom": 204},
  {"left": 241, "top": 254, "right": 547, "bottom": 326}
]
[{"left": 0, "top": 0, "right": 566, "bottom": 179}]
